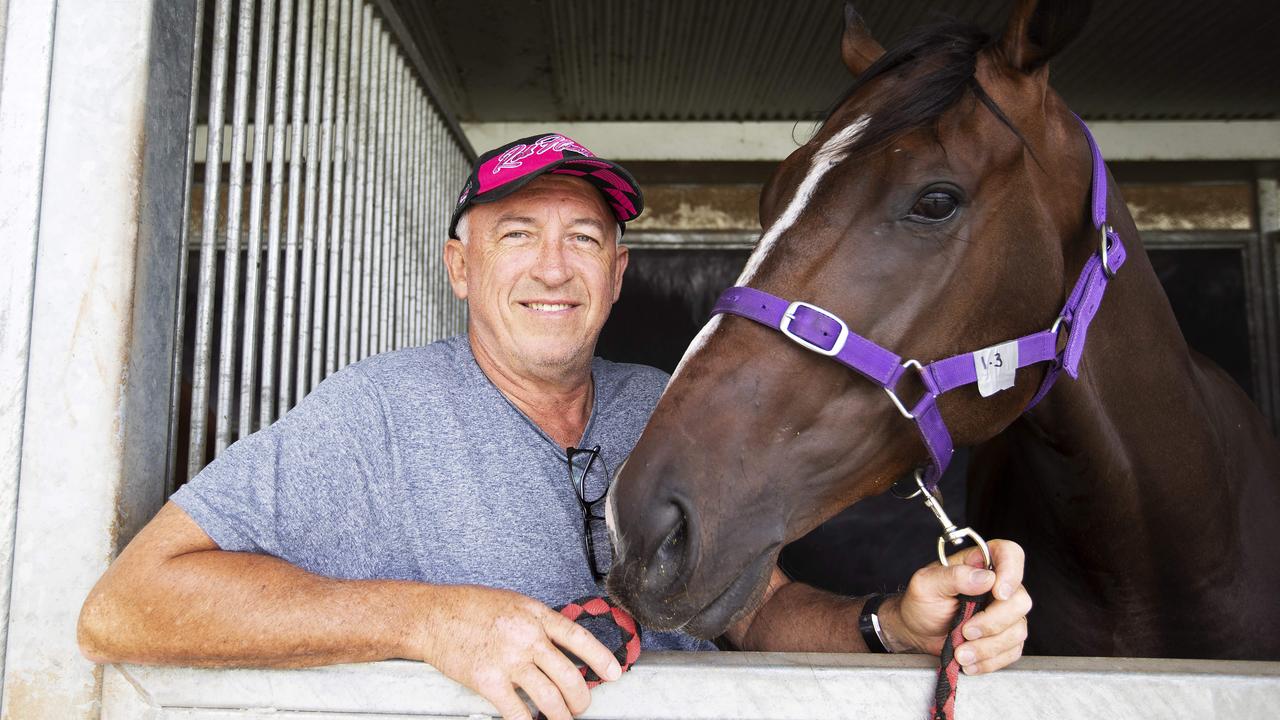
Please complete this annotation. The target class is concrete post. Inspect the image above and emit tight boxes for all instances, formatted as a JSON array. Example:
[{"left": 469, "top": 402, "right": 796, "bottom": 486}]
[
  {"left": 0, "top": 0, "right": 59, "bottom": 708},
  {"left": 0, "top": 0, "right": 197, "bottom": 717}
]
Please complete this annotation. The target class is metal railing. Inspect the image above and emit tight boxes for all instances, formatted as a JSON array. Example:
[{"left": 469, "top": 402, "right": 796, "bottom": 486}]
[{"left": 172, "top": 0, "right": 472, "bottom": 487}]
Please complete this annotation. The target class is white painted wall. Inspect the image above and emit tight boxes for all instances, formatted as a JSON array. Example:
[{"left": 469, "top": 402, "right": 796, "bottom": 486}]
[
  {"left": 0, "top": 0, "right": 58, "bottom": 710},
  {"left": 463, "top": 120, "right": 1280, "bottom": 162},
  {"left": 0, "top": 0, "right": 9, "bottom": 87},
  {"left": 1, "top": 1, "right": 167, "bottom": 717}
]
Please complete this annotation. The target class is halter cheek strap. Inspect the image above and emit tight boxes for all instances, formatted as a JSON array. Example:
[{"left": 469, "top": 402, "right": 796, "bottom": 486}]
[{"left": 710, "top": 116, "right": 1126, "bottom": 492}]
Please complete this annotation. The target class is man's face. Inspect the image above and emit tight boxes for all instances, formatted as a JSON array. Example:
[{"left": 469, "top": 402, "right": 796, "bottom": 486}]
[{"left": 444, "top": 174, "right": 629, "bottom": 378}]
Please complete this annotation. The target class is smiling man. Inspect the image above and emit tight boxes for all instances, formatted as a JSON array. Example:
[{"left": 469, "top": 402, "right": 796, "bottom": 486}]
[{"left": 78, "top": 134, "right": 1032, "bottom": 720}]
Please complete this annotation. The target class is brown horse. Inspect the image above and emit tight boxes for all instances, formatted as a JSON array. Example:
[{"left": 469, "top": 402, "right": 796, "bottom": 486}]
[{"left": 607, "top": 0, "right": 1280, "bottom": 660}]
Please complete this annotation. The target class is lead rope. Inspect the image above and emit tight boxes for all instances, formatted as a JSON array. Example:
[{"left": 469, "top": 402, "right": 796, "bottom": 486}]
[
  {"left": 894, "top": 471, "right": 994, "bottom": 720},
  {"left": 930, "top": 593, "right": 988, "bottom": 720}
]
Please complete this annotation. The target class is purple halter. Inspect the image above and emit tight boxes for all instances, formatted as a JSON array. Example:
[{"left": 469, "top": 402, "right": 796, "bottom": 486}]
[{"left": 710, "top": 117, "right": 1127, "bottom": 492}]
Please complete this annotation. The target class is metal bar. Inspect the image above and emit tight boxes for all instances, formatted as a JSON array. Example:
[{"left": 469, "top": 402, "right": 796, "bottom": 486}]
[
  {"left": 310, "top": 0, "right": 338, "bottom": 388},
  {"left": 327, "top": 0, "right": 353, "bottom": 371},
  {"left": 358, "top": 18, "right": 381, "bottom": 361},
  {"left": 334, "top": 0, "right": 357, "bottom": 372},
  {"left": 390, "top": 60, "right": 406, "bottom": 349},
  {"left": 376, "top": 46, "right": 395, "bottom": 352},
  {"left": 294, "top": 0, "right": 325, "bottom": 402},
  {"left": 428, "top": 107, "right": 443, "bottom": 343},
  {"left": 166, "top": 0, "right": 206, "bottom": 491},
  {"left": 214, "top": 0, "right": 254, "bottom": 454},
  {"left": 260, "top": 0, "right": 296, "bottom": 427},
  {"left": 411, "top": 88, "right": 424, "bottom": 346},
  {"left": 278, "top": 0, "right": 312, "bottom": 415},
  {"left": 186, "top": 0, "right": 233, "bottom": 479},
  {"left": 369, "top": 0, "right": 475, "bottom": 160},
  {"left": 353, "top": 7, "right": 374, "bottom": 362},
  {"left": 239, "top": 0, "right": 278, "bottom": 439},
  {"left": 425, "top": 103, "right": 442, "bottom": 344},
  {"left": 403, "top": 84, "right": 415, "bottom": 347},
  {"left": 368, "top": 27, "right": 388, "bottom": 355}
]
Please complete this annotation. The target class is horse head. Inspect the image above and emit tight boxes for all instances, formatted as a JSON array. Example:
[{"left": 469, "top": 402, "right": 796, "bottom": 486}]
[{"left": 608, "top": 0, "right": 1099, "bottom": 637}]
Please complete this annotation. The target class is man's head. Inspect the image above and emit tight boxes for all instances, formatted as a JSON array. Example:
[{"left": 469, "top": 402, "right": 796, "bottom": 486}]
[{"left": 444, "top": 133, "right": 642, "bottom": 384}]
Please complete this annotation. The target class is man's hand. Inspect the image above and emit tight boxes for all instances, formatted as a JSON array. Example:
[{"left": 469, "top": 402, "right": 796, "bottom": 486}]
[
  {"left": 415, "top": 586, "right": 622, "bottom": 720},
  {"left": 880, "top": 539, "right": 1031, "bottom": 674}
]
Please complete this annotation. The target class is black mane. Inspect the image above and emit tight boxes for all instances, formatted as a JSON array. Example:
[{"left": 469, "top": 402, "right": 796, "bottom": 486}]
[{"left": 824, "top": 21, "right": 1023, "bottom": 156}]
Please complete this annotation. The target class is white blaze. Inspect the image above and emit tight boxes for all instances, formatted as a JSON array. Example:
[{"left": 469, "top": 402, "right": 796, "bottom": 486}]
[
  {"left": 665, "top": 114, "right": 871, "bottom": 387},
  {"left": 736, "top": 114, "right": 870, "bottom": 285}
]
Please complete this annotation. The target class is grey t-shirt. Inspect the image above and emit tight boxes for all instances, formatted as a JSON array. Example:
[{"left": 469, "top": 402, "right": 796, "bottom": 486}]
[{"left": 172, "top": 334, "right": 713, "bottom": 652}]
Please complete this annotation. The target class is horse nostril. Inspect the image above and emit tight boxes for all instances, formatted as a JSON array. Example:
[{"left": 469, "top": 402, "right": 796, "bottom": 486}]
[{"left": 641, "top": 500, "right": 694, "bottom": 595}]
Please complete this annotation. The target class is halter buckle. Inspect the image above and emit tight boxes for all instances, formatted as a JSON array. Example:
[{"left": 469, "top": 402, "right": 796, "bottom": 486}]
[
  {"left": 883, "top": 359, "right": 930, "bottom": 420},
  {"left": 779, "top": 301, "right": 850, "bottom": 357},
  {"left": 1100, "top": 224, "right": 1116, "bottom": 279}
]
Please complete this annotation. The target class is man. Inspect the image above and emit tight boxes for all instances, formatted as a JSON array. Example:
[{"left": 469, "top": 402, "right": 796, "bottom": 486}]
[{"left": 79, "top": 134, "right": 1032, "bottom": 720}]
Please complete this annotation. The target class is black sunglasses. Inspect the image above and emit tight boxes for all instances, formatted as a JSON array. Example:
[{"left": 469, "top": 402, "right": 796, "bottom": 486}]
[{"left": 566, "top": 445, "right": 612, "bottom": 582}]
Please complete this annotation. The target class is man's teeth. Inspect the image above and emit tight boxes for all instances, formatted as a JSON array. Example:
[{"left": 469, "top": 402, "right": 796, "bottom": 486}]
[{"left": 528, "top": 302, "right": 572, "bottom": 312}]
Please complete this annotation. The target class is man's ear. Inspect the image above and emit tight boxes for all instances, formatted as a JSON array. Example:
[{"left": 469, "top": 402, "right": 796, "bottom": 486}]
[
  {"left": 841, "top": 2, "right": 884, "bottom": 77},
  {"left": 612, "top": 243, "right": 629, "bottom": 303},
  {"left": 998, "top": 0, "right": 1091, "bottom": 73},
  {"left": 444, "top": 238, "right": 469, "bottom": 300}
]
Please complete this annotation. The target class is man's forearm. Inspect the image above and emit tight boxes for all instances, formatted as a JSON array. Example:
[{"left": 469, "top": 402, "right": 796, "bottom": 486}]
[
  {"left": 735, "top": 582, "right": 913, "bottom": 653},
  {"left": 78, "top": 549, "right": 430, "bottom": 668}
]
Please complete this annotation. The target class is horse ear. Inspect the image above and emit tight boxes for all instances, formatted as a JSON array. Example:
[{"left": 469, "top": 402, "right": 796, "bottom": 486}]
[
  {"left": 841, "top": 3, "right": 884, "bottom": 77},
  {"left": 998, "top": 0, "right": 1091, "bottom": 72}
]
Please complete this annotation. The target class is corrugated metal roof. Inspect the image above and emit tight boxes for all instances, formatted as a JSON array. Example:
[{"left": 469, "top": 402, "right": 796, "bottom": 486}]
[{"left": 404, "top": 0, "right": 1280, "bottom": 122}]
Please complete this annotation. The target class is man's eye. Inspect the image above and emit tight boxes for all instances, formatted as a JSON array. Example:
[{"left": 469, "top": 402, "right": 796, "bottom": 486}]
[
  {"left": 502, "top": 231, "right": 530, "bottom": 240},
  {"left": 573, "top": 234, "right": 601, "bottom": 245},
  {"left": 907, "top": 191, "right": 960, "bottom": 223}
]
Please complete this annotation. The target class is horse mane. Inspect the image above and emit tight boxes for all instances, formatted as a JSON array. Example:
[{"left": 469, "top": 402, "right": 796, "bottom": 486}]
[{"left": 823, "top": 21, "right": 1026, "bottom": 157}]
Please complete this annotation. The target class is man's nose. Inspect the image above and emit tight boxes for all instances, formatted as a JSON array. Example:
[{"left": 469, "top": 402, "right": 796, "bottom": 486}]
[{"left": 530, "top": 237, "right": 572, "bottom": 286}]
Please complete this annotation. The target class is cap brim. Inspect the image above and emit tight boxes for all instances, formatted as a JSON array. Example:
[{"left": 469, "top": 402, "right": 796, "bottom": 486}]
[{"left": 450, "top": 156, "right": 643, "bottom": 238}]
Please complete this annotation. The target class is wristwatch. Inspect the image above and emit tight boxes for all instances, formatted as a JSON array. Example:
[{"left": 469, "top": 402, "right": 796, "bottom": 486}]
[{"left": 858, "top": 593, "right": 894, "bottom": 653}]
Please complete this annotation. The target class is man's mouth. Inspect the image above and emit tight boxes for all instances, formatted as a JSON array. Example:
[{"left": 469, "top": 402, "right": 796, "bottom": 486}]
[{"left": 521, "top": 301, "right": 578, "bottom": 313}]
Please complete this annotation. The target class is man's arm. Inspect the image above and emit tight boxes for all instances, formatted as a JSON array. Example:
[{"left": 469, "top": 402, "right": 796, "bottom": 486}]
[
  {"left": 726, "top": 540, "right": 1032, "bottom": 674},
  {"left": 78, "top": 502, "right": 621, "bottom": 720}
]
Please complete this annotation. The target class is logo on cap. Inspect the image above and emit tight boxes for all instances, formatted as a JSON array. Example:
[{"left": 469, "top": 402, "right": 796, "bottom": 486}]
[{"left": 492, "top": 134, "right": 594, "bottom": 174}]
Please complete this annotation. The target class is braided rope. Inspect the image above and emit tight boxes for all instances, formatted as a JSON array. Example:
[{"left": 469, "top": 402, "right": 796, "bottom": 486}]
[{"left": 928, "top": 593, "right": 987, "bottom": 720}]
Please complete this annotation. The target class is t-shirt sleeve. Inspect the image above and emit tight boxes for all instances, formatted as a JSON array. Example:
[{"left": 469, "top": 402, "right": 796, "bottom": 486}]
[{"left": 171, "top": 364, "right": 393, "bottom": 557}]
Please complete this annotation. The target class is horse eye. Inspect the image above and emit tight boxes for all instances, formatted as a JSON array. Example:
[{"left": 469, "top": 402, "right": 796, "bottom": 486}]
[{"left": 908, "top": 191, "right": 959, "bottom": 222}]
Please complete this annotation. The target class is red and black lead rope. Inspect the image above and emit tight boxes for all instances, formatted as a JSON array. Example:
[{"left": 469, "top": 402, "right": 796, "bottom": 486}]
[
  {"left": 556, "top": 595, "right": 642, "bottom": 688},
  {"left": 531, "top": 597, "right": 641, "bottom": 720},
  {"left": 929, "top": 592, "right": 989, "bottom": 720}
]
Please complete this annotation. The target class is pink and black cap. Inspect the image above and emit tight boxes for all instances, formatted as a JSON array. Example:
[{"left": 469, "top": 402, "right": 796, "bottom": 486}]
[{"left": 449, "top": 132, "right": 644, "bottom": 239}]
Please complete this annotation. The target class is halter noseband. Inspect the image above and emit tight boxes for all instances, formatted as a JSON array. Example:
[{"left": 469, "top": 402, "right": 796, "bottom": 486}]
[{"left": 711, "top": 116, "right": 1126, "bottom": 493}]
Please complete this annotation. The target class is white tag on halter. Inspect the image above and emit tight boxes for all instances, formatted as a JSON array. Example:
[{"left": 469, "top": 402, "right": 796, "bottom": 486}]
[{"left": 973, "top": 340, "right": 1019, "bottom": 397}]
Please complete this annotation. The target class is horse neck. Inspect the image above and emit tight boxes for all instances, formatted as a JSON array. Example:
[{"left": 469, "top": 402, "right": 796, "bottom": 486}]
[{"left": 1018, "top": 193, "right": 1240, "bottom": 550}]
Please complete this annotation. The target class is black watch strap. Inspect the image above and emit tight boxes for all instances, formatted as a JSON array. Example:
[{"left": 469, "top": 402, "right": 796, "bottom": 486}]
[{"left": 858, "top": 593, "right": 891, "bottom": 653}]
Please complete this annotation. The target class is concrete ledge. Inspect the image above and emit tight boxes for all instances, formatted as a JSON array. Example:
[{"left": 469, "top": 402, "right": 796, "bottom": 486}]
[{"left": 103, "top": 652, "right": 1280, "bottom": 719}]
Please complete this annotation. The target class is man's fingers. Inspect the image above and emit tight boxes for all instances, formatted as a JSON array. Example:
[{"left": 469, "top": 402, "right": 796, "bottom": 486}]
[
  {"left": 921, "top": 560, "right": 997, "bottom": 600},
  {"left": 960, "top": 642, "right": 1025, "bottom": 675},
  {"left": 533, "top": 643, "right": 591, "bottom": 715},
  {"left": 479, "top": 678, "right": 534, "bottom": 720},
  {"left": 513, "top": 666, "right": 572, "bottom": 720},
  {"left": 955, "top": 617, "right": 1027, "bottom": 666},
  {"left": 987, "top": 540, "right": 1025, "bottom": 601},
  {"left": 542, "top": 612, "right": 622, "bottom": 683},
  {"left": 964, "top": 587, "right": 1032, "bottom": 641}
]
